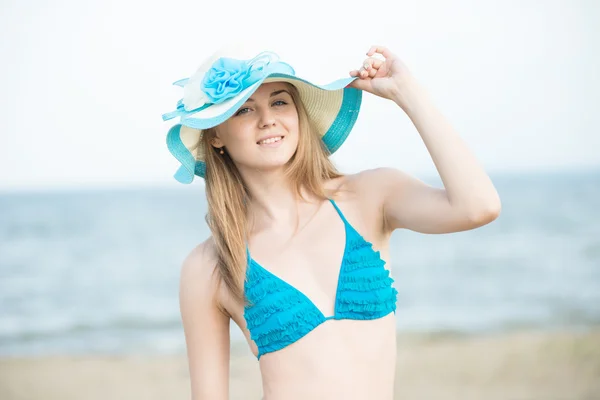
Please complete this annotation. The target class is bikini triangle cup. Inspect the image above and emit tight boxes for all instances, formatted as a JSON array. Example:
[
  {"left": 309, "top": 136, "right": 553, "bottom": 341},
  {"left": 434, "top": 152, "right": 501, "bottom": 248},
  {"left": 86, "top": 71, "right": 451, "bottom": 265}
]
[{"left": 244, "top": 199, "right": 398, "bottom": 359}]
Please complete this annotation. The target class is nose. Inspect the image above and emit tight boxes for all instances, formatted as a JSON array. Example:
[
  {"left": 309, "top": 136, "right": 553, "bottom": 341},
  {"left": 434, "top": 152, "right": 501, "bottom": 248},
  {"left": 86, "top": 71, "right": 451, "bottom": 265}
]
[{"left": 258, "top": 107, "right": 276, "bottom": 128}]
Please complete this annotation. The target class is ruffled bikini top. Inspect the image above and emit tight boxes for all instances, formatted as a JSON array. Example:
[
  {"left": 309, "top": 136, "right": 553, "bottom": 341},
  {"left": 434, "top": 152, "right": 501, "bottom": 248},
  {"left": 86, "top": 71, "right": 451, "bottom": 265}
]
[{"left": 243, "top": 199, "right": 398, "bottom": 359}]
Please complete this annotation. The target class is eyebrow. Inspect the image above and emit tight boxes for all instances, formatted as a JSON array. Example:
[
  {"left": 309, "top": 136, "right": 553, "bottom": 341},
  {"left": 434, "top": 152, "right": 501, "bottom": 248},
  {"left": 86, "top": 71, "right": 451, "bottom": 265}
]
[{"left": 246, "top": 90, "right": 290, "bottom": 103}]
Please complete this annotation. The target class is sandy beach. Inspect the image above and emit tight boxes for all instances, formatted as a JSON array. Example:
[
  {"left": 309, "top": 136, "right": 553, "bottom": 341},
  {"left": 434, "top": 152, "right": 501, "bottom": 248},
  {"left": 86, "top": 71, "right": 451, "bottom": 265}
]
[{"left": 1, "top": 329, "right": 599, "bottom": 400}]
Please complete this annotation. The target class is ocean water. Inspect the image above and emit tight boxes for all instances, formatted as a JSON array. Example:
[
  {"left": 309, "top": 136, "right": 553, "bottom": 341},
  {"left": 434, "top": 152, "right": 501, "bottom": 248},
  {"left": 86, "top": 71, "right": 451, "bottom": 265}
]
[{"left": 1, "top": 170, "right": 599, "bottom": 356}]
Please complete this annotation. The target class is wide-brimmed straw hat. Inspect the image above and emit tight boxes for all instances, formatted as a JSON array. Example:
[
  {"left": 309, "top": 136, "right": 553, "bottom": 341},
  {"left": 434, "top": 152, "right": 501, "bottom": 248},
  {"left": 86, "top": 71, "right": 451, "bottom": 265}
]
[{"left": 162, "top": 47, "right": 362, "bottom": 183}]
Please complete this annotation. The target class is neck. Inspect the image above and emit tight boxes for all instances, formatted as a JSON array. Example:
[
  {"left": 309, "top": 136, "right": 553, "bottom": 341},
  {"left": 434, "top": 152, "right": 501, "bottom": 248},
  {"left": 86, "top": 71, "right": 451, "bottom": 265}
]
[{"left": 241, "top": 167, "right": 318, "bottom": 233}]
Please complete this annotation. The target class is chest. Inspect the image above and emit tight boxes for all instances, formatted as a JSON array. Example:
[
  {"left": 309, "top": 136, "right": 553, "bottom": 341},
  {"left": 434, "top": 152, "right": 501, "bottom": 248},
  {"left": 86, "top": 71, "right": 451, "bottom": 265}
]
[{"left": 247, "top": 202, "right": 347, "bottom": 317}]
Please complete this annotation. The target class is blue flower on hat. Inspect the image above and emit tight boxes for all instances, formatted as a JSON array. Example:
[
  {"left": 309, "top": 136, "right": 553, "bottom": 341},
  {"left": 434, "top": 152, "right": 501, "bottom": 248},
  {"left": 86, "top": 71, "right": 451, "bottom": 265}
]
[
  {"left": 181, "top": 51, "right": 280, "bottom": 111},
  {"left": 201, "top": 57, "right": 264, "bottom": 105}
]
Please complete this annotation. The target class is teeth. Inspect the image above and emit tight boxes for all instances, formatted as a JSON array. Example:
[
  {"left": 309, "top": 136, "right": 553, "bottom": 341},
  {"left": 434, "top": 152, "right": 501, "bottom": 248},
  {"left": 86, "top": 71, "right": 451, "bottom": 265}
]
[{"left": 258, "top": 136, "right": 282, "bottom": 145}]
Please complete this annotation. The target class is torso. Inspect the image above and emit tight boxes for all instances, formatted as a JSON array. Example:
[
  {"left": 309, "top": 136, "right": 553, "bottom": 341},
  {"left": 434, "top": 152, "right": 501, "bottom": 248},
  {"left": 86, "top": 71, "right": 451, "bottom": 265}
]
[{"left": 219, "top": 174, "right": 397, "bottom": 399}]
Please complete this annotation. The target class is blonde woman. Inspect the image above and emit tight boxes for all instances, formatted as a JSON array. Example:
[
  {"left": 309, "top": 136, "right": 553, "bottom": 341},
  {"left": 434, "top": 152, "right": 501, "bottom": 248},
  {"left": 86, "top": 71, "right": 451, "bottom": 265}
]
[{"left": 164, "top": 45, "right": 501, "bottom": 399}]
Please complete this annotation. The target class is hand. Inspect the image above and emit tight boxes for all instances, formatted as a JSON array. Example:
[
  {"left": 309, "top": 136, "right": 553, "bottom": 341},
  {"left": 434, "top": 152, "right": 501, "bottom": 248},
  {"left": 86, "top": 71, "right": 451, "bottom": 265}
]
[{"left": 348, "top": 45, "right": 415, "bottom": 102}]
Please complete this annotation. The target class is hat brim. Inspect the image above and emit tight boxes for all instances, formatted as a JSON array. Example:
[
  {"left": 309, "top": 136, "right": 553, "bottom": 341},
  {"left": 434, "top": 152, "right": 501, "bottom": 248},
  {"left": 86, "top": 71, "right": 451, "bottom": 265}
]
[{"left": 166, "top": 74, "right": 361, "bottom": 183}]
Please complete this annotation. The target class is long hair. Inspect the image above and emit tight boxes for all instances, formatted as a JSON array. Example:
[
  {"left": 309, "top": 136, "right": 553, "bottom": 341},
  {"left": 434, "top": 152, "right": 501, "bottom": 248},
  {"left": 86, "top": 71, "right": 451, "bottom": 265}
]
[{"left": 202, "top": 83, "right": 342, "bottom": 303}]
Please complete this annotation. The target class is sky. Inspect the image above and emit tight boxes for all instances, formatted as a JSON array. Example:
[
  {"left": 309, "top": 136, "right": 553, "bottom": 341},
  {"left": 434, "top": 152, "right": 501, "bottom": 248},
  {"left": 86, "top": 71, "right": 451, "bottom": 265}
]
[{"left": 0, "top": 0, "right": 598, "bottom": 190}]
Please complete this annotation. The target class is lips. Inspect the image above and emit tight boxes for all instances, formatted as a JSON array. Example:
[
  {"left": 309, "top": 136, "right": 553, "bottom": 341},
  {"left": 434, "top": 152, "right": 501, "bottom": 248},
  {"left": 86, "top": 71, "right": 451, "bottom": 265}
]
[{"left": 256, "top": 135, "right": 284, "bottom": 145}]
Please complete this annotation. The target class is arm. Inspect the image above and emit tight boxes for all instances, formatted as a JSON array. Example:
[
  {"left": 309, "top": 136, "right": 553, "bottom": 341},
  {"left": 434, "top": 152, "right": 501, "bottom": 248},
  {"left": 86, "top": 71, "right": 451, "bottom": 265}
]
[
  {"left": 350, "top": 45, "right": 501, "bottom": 234},
  {"left": 179, "top": 240, "right": 230, "bottom": 399},
  {"left": 380, "top": 78, "right": 500, "bottom": 234},
  {"left": 366, "top": 165, "right": 500, "bottom": 235}
]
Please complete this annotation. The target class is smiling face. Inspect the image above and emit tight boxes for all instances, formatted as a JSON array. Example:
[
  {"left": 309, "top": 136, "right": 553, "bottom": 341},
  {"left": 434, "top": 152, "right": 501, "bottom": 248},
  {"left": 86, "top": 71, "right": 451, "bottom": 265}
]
[{"left": 210, "top": 82, "right": 300, "bottom": 175}]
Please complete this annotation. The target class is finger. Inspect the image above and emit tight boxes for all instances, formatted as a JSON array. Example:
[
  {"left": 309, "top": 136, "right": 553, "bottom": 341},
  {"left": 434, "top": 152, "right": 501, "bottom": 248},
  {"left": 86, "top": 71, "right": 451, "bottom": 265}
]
[
  {"left": 355, "top": 66, "right": 369, "bottom": 78},
  {"left": 367, "top": 66, "right": 378, "bottom": 78},
  {"left": 356, "top": 58, "right": 381, "bottom": 79},
  {"left": 350, "top": 69, "right": 370, "bottom": 79},
  {"left": 350, "top": 57, "right": 384, "bottom": 78},
  {"left": 366, "top": 45, "right": 395, "bottom": 61},
  {"left": 362, "top": 58, "right": 384, "bottom": 78},
  {"left": 363, "top": 57, "right": 384, "bottom": 70},
  {"left": 347, "top": 76, "right": 371, "bottom": 91}
]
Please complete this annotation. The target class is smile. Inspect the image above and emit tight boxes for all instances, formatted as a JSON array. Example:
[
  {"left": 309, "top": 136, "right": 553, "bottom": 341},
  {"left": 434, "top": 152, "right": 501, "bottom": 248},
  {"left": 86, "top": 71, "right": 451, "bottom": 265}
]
[{"left": 257, "top": 136, "right": 284, "bottom": 145}]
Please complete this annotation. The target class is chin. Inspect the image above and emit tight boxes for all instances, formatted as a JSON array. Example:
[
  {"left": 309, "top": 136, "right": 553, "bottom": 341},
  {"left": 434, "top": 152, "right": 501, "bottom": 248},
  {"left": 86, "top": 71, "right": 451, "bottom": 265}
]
[
  {"left": 243, "top": 140, "right": 298, "bottom": 173},
  {"left": 251, "top": 155, "right": 295, "bottom": 174},
  {"left": 260, "top": 159, "right": 294, "bottom": 172},
  {"left": 259, "top": 148, "right": 297, "bottom": 166}
]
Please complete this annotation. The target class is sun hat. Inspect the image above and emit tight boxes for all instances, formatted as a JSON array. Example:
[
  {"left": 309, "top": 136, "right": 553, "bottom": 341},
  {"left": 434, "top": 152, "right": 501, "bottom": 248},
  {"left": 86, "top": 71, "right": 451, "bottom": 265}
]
[{"left": 162, "top": 46, "right": 363, "bottom": 183}]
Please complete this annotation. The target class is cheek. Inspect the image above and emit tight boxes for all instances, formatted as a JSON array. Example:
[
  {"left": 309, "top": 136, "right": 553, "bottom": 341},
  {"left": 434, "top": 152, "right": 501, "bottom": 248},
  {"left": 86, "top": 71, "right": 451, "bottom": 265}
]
[
  {"left": 220, "top": 124, "right": 252, "bottom": 149},
  {"left": 282, "top": 111, "right": 300, "bottom": 135}
]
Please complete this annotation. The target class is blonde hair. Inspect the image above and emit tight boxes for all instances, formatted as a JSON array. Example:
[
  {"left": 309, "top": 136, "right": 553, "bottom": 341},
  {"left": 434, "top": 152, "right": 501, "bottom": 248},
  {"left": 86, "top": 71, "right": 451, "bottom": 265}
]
[{"left": 201, "top": 83, "right": 342, "bottom": 303}]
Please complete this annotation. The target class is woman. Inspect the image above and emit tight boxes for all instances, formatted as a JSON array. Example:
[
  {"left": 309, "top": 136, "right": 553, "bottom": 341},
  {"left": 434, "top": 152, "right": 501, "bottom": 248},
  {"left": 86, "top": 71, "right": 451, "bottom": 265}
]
[{"left": 164, "top": 45, "right": 501, "bottom": 399}]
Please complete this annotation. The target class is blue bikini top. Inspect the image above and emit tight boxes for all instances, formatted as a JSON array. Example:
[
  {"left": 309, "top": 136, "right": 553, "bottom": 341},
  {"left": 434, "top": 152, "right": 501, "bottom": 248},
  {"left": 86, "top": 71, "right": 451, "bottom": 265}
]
[{"left": 243, "top": 199, "right": 398, "bottom": 359}]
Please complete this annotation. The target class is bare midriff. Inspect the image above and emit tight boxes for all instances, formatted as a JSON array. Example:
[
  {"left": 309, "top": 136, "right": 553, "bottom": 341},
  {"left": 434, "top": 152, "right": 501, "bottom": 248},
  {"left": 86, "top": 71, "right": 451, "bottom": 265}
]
[{"left": 252, "top": 315, "right": 397, "bottom": 400}]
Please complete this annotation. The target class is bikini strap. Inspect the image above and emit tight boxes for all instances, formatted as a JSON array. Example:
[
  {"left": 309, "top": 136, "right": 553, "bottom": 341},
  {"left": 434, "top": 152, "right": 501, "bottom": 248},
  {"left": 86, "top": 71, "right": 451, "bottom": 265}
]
[{"left": 328, "top": 198, "right": 351, "bottom": 227}]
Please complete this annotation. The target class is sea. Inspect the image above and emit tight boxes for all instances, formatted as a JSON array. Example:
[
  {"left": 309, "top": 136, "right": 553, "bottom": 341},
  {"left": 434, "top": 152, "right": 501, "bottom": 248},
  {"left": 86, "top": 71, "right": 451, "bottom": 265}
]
[{"left": 1, "top": 169, "right": 599, "bottom": 356}]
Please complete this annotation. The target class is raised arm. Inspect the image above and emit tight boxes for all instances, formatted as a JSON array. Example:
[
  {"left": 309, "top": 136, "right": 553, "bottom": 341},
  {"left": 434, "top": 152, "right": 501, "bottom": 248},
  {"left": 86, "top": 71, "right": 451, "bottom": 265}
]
[
  {"left": 360, "top": 166, "right": 500, "bottom": 234},
  {"left": 349, "top": 45, "right": 501, "bottom": 234},
  {"left": 179, "top": 240, "right": 230, "bottom": 399}
]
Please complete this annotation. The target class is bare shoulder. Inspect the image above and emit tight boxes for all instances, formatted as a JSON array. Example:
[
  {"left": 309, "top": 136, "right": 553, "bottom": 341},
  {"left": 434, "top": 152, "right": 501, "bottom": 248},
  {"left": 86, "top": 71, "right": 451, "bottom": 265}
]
[
  {"left": 179, "top": 237, "right": 221, "bottom": 305},
  {"left": 348, "top": 167, "right": 409, "bottom": 189},
  {"left": 326, "top": 168, "right": 406, "bottom": 239},
  {"left": 184, "top": 235, "right": 218, "bottom": 267},
  {"left": 181, "top": 237, "right": 218, "bottom": 277},
  {"left": 330, "top": 166, "right": 403, "bottom": 189},
  {"left": 329, "top": 167, "right": 406, "bottom": 206}
]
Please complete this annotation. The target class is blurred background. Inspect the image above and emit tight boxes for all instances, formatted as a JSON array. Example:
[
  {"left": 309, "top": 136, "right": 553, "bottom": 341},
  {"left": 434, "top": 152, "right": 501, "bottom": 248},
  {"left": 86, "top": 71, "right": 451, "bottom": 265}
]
[{"left": 1, "top": 0, "right": 599, "bottom": 399}]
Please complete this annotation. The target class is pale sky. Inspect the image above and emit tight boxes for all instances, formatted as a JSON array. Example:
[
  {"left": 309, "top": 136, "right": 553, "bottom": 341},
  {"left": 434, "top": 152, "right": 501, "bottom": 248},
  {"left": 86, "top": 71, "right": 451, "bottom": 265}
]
[{"left": 1, "top": 0, "right": 598, "bottom": 190}]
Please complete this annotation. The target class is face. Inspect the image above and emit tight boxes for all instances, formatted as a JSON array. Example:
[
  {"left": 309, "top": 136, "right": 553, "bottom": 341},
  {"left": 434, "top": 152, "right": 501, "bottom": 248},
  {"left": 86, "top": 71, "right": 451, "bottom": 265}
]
[{"left": 210, "top": 82, "right": 300, "bottom": 175}]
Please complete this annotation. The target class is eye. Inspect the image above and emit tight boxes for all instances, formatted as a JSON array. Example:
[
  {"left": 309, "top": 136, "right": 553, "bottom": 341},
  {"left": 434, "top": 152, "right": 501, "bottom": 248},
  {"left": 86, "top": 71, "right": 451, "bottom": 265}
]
[
  {"left": 235, "top": 107, "right": 251, "bottom": 116},
  {"left": 272, "top": 100, "right": 287, "bottom": 107}
]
